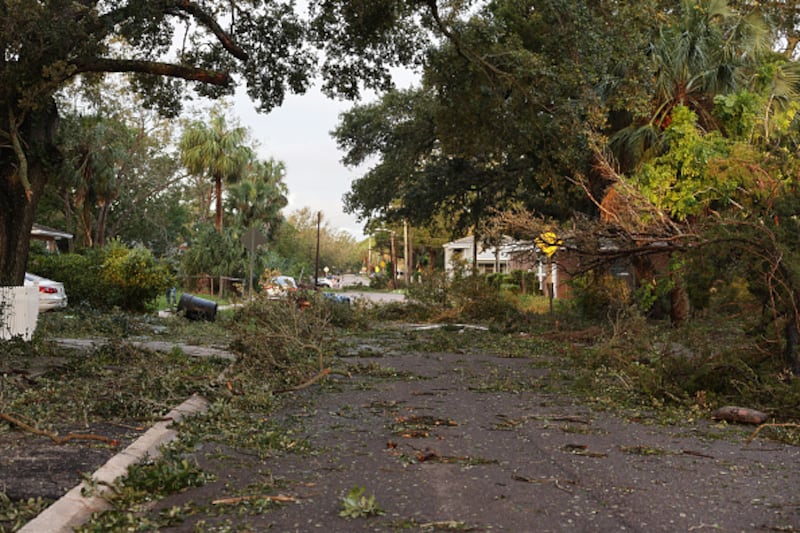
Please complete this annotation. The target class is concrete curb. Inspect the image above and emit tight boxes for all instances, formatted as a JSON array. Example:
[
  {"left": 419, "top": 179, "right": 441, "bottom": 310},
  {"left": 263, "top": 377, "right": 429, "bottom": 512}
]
[{"left": 19, "top": 394, "right": 210, "bottom": 533}]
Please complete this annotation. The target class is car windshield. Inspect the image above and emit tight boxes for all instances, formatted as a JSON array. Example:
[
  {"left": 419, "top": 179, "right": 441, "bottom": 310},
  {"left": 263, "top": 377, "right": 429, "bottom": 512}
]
[{"left": 275, "top": 277, "right": 296, "bottom": 288}]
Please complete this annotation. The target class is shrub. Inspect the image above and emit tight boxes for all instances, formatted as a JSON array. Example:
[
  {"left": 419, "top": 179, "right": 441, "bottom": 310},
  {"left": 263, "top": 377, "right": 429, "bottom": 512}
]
[
  {"left": 406, "top": 272, "right": 528, "bottom": 327},
  {"left": 449, "top": 275, "right": 522, "bottom": 323},
  {"left": 30, "top": 252, "right": 105, "bottom": 305},
  {"left": 29, "top": 242, "right": 173, "bottom": 311},
  {"left": 570, "top": 271, "right": 633, "bottom": 320},
  {"left": 510, "top": 270, "right": 540, "bottom": 294},
  {"left": 100, "top": 241, "right": 173, "bottom": 311},
  {"left": 405, "top": 271, "right": 449, "bottom": 308}
]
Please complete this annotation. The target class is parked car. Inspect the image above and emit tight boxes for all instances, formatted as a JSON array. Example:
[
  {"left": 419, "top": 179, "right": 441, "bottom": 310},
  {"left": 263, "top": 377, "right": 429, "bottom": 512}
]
[
  {"left": 263, "top": 275, "right": 298, "bottom": 298},
  {"left": 316, "top": 277, "right": 335, "bottom": 289},
  {"left": 24, "top": 273, "right": 68, "bottom": 311}
]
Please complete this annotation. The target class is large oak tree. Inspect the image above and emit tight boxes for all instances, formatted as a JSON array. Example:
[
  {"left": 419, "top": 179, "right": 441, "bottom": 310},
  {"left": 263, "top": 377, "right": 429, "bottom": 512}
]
[
  {"left": 0, "top": 0, "right": 433, "bottom": 285},
  {"left": 338, "top": 0, "right": 664, "bottom": 234}
]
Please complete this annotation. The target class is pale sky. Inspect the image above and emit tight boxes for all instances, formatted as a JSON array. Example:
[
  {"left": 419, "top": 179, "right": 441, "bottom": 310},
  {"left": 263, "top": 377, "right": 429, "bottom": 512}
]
[
  {"left": 233, "top": 88, "right": 365, "bottom": 239},
  {"left": 231, "top": 71, "right": 417, "bottom": 242}
]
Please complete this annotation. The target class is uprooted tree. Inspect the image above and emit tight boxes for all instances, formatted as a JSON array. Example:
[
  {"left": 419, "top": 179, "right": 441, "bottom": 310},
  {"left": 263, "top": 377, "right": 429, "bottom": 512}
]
[{"left": 0, "top": 0, "right": 441, "bottom": 286}]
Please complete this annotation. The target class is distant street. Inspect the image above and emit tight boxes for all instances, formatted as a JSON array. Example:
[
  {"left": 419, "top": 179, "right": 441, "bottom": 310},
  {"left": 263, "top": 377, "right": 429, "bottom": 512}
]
[{"left": 339, "top": 273, "right": 406, "bottom": 304}]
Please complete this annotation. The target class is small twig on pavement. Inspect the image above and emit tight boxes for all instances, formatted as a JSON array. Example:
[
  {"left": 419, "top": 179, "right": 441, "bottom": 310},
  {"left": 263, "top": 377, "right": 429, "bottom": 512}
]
[
  {"left": 274, "top": 368, "right": 330, "bottom": 394},
  {"left": 0, "top": 412, "right": 119, "bottom": 446},
  {"left": 511, "top": 474, "right": 577, "bottom": 493},
  {"left": 212, "top": 494, "right": 297, "bottom": 505},
  {"left": 745, "top": 423, "right": 800, "bottom": 445}
]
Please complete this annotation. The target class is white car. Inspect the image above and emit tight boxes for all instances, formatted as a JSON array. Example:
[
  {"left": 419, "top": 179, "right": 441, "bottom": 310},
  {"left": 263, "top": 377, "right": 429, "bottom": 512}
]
[
  {"left": 316, "top": 277, "right": 335, "bottom": 289},
  {"left": 24, "top": 273, "right": 68, "bottom": 311},
  {"left": 263, "top": 275, "right": 298, "bottom": 298}
]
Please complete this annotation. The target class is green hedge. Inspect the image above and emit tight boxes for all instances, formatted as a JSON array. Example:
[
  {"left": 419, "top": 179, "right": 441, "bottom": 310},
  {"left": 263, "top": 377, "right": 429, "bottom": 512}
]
[{"left": 29, "top": 241, "right": 173, "bottom": 311}]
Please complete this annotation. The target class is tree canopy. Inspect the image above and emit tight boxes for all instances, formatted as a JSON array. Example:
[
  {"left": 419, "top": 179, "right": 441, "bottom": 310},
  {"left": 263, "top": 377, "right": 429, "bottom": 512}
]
[
  {"left": 337, "top": 0, "right": 669, "bottom": 235},
  {"left": 0, "top": 0, "right": 442, "bottom": 285}
]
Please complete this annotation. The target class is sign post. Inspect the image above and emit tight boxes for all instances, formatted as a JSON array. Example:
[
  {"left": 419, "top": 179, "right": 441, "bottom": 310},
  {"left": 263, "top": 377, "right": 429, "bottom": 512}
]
[
  {"left": 241, "top": 226, "right": 268, "bottom": 299},
  {"left": 535, "top": 232, "right": 562, "bottom": 314}
]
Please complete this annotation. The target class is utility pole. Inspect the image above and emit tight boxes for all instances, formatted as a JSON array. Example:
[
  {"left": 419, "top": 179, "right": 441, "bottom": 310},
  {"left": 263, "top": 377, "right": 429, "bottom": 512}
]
[
  {"left": 408, "top": 224, "right": 414, "bottom": 283},
  {"left": 390, "top": 230, "right": 397, "bottom": 290},
  {"left": 366, "top": 235, "right": 372, "bottom": 273},
  {"left": 314, "top": 211, "right": 321, "bottom": 287},
  {"left": 403, "top": 220, "right": 409, "bottom": 285}
]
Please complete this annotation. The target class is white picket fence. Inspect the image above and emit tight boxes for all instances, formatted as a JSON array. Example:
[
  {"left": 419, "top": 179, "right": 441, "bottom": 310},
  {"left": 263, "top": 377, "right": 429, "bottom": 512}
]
[{"left": 0, "top": 286, "right": 39, "bottom": 341}]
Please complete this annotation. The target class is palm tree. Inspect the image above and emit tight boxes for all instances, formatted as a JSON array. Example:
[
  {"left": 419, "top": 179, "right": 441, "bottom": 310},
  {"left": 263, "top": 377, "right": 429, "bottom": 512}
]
[
  {"left": 226, "top": 157, "right": 289, "bottom": 232},
  {"left": 57, "top": 114, "right": 133, "bottom": 248},
  {"left": 179, "top": 113, "right": 252, "bottom": 232},
  {"left": 610, "top": 0, "right": 770, "bottom": 170}
]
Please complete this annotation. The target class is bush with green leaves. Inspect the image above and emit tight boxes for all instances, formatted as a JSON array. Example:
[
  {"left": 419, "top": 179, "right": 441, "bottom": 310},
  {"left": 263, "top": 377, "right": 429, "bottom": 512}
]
[
  {"left": 29, "top": 241, "right": 173, "bottom": 311},
  {"left": 230, "top": 294, "right": 333, "bottom": 390},
  {"left": 570, "top": 271, "right": 633, "bottom": 320},
  {"left": 406, "top": 271, "right": 528, "bottom": 326}
]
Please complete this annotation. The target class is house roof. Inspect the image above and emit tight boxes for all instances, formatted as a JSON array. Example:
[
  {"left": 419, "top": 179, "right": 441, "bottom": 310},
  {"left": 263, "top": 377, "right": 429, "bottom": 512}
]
[
  {"left": 441, "top": 235, "right": 476, "bottom": 249},
  {"left": 31, "top": 223, "right": 73, "bottom": 240},
  {"left": 442, "top": 234, "right": 524, "bottom": 263},
  {"left": 442, "top": 234, "right": 520, "bottom": 251}
]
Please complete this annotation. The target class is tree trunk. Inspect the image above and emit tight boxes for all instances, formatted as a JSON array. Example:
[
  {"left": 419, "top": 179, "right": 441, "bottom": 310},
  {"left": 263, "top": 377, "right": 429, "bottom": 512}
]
[
  {"left": 61, "top": 189, "right": 75, "bottom": 252},
  {"left": 670, "top": 280, "right": 690, "bottom": 327},
  {"left": 95, "top": 201, "right": 110, "bottom": 247},
  {"left": 81, "top": 195, "right": 93, "bottom": 248},
  {"left": 0, "top": 101, "right": 60, "bottom": 285},
  {"left": 214, "top": 173, "right": 223, "bottom": 232}
]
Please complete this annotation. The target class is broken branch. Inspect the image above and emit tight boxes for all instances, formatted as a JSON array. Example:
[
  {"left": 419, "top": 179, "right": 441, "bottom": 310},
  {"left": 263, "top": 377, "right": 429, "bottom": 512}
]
[
  {"left": 0, "top": 413, "right": 119, "bottom": 446},
  {"left": 745, "top": 423, "right": 800, "bottom": 445},
  {"left": 273, "top": 368, "right": 330, "bottom": 394},
  {"left": 212, "top": 494, "right": 297, "bottom": 505}
]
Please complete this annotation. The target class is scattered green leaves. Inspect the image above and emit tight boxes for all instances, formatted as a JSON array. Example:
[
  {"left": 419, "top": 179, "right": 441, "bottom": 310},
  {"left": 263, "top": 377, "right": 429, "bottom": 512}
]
[
  {"left": 339, "top": 486, "right": 384, "bottom": 519},
  {"left": 0, "top": 492, "right": 51, "bottom": 532}
]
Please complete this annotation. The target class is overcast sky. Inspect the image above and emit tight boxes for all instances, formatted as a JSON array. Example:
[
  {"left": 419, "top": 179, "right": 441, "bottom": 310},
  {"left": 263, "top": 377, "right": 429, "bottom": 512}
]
[
  {"left": 231, "top": 89, "right": 363, "bottom": 239},
  {"left": 230, "top": 69, "right": 418, "bottom": 243}
]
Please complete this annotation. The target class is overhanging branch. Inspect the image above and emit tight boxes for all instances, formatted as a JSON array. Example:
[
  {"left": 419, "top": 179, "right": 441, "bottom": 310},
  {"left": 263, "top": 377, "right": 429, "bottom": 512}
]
[
  {"left": 171, "top": 0, "right": 248, "bottom": 61},
  {"left": 97, "top": 1, "right": 248, "bottom": 62},
  {"left": 70, "top": 58, "right": 232, "bottom": 86}
]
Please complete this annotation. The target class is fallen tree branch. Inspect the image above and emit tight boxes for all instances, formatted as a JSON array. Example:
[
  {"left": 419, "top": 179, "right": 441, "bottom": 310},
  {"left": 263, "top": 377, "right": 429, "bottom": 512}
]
[
  {"left": 273, "top": 368, "right": 330, "bottom": 394},
  {"left": 745, "top": 423, "right": 800, "bottom": 445},
  {"left": 711, "top": 406, "right": 768, "bottom": 425},
  {"left": 212, "top": 494, "right": 297, "bottom": 505},
  {"left": 0, "top": 413, "right": 119, "bottom": 446},
  {"left": 511, "top": 474, "right": 577, "bottom": 493}
]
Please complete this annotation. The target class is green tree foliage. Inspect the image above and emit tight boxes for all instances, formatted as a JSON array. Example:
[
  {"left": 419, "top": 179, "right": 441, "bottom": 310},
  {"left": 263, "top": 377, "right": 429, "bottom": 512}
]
[
  {"left": 225, "top": 158, "right": 289, "bottom": 235},
  {"left": 30, "top": 241, "right": 172, "bottom": 311},
  {"left": 601, "top": 2, "right": 800, "bottom": 369},
  {"left": 179, "top": 113, "right": 252, "bottom": 233},
  {"left": 338, "top": 0, "right": 663, "bottom": 235},
  {"left": 180, "top": 224, "right": 245, "bottom": 294},
  {"left": 607, "top": 0, "right": 772, "bottom": 171},
  {"left": 728, "top": 0, "right": 800, "bottom": 58},
  {"left": 271, "top": 208, "right": 361, "bottom": 280},
  {"left": 48, "top": 99, "right": 184, "bottom": 251},
  {"left": 0, "top": 0, "right": 438, "bottom": 285}
]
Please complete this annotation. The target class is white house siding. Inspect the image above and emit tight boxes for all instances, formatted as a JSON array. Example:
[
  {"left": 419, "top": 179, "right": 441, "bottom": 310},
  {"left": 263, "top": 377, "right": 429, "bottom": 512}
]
[{"left": 442, "top": 235, "right": 517, "bottom": 276}]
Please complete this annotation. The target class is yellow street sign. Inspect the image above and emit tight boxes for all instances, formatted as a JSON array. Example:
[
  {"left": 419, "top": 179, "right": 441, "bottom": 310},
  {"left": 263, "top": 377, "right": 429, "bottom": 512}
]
[{"left": 535, "top": 231, "right": 562, "bottom": 258}]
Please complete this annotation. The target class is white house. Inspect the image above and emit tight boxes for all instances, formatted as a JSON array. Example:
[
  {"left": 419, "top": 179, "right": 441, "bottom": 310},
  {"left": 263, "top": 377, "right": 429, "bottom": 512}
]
[
  {"left": 442, "top": 234, "right": 575, "bottom": 299},
  {"left": 31, "top": 223, "right": 73, "bottom": 252},
  {"left": 442, "top": 235, "right": 521, "bottom": 276}
]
